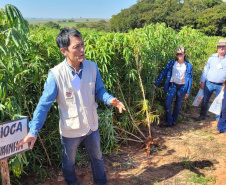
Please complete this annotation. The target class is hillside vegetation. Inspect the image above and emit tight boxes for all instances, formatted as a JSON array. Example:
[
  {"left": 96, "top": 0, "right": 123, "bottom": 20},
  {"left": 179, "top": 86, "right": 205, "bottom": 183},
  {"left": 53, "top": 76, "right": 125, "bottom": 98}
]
[{"left": 109, "top": 0, "right": 226, "bottom": 36}]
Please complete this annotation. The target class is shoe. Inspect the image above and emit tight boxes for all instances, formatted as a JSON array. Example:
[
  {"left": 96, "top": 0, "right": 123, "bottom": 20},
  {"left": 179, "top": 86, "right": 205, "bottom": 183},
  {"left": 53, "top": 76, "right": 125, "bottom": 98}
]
[
  {"left": 213, "top": 131, "right": 221, "bottom": 135},
  {"left": 194, "top": 116, "right": 205, "bottom": 121},
  {"left": 159, "top": 122, "right": 166, "bottom": 127},
  {"left": 213, "top": 130, "right": 226, "bottom": 134},
  {"left": 172, "top": 122, "right": 176, "bottom": 126},
  {"left": 219, "top": 131, "right": 226, "bottom": 134},
  {"left": 159, "top": 123, "right": 172, "bottom": 127}
]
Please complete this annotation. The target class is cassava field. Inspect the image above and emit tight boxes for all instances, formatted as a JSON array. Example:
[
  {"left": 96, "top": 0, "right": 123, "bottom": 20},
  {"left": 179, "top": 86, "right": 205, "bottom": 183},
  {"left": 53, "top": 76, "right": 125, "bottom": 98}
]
[{"left": 0, "top": 4, "right": 225, "bottom": 185}]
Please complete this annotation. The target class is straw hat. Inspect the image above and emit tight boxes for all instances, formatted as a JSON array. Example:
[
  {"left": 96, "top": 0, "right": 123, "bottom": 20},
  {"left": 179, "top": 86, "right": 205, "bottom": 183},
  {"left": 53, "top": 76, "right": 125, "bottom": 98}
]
[
  {"left": 176, "top": 46, "right": 185, "bottom": 54},
  {"left": 217, "top": 38, "right": 226, "bottom": 46}
]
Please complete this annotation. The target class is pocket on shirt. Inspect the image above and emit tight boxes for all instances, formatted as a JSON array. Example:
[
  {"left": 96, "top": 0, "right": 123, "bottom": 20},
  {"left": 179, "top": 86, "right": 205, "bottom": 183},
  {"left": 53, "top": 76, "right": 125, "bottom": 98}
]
[
  {"left": 89, "top": 82, "right": 95, "bottom": 95},
  {"left": 60, "top": 106, "right": 80, "bottom": 130},
  {"left": 88, "top": 82, "right": 95, "bottom": 104}
]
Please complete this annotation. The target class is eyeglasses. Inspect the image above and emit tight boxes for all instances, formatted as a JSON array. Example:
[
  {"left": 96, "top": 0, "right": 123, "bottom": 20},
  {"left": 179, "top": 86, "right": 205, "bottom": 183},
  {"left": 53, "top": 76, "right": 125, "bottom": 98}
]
[
  {"left": 177, "top": 53, "right": 184, "bottom": 56},
  {"left": 217, "top": 46, "right": 226, "bottom": 48}
]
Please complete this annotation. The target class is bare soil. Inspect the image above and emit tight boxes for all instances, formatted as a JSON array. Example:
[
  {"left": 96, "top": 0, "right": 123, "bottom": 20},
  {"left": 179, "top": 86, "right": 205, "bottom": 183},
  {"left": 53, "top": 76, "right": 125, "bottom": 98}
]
[{"left": 32, "top": 106, "right": 226, "bottom": 185}]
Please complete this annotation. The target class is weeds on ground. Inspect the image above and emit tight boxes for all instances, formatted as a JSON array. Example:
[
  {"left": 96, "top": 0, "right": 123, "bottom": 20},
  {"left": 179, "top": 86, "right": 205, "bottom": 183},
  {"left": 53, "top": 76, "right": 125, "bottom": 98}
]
[
  {"left": 183, "top": 173, "right": 216, "bottom": 185},
  {"left": 197, "top": 131, "right": 212, "bottom": 136}
]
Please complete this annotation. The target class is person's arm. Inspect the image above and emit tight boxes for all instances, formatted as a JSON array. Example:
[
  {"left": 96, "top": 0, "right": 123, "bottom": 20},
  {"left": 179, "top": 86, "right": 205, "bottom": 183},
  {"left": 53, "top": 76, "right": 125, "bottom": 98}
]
[
  {"left": 185, "top": 64, "right": 193, "bottom": 99},
  {"left": 200, "top": 58, "right": 210, "bottom": 89},
  {"left": 95, "top": 66, "right": 114, "bottom": 105},
  {"left": 16, "top": 72, "right": 58, "bottom": 149},
  {"left": 200, "top": 82, "right": 205, "bottom": 90},
  {"left": 95, "top": 65, "right": 126, "bottom": 113},
  {"left": 221, "top": 83, "right": 226, "bottom": 92},
  {"left": 154, "top": 60, "right": 172, "bottom": 88}
]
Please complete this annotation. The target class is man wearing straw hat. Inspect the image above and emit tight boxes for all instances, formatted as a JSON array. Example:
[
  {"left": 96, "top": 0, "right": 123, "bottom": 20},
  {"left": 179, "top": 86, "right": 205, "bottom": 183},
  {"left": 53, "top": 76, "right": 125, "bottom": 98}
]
[{"left": 196, "top": 38, "right": 226, "bottom": 121}]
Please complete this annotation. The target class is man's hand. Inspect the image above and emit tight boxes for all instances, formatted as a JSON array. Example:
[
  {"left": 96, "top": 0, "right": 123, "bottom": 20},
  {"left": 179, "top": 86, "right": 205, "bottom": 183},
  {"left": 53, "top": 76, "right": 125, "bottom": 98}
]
[
  {"left": 184, "top": 94, "right": 189, "bottom": 99},
  {"left": 153, "top": 85, "right": 157, "bottom": 89},
  {"left": 16, "top": 134, "right": 37, "bottom": 149},
  {"left": 200, "top": 82, "right": 205, "bottom": 90},
  {"left": 110, "top": 98, "right": 126, "bottom": 113}
]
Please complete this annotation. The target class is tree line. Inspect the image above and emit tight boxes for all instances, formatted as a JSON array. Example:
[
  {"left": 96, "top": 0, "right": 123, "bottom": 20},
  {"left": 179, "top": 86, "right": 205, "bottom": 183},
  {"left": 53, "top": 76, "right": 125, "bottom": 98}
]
[
  {"left": 29, "top": 20, "right": 110, "bottom": 32},
  {"left": 109, "top": 0, "right": 226, "bottom": 36}
]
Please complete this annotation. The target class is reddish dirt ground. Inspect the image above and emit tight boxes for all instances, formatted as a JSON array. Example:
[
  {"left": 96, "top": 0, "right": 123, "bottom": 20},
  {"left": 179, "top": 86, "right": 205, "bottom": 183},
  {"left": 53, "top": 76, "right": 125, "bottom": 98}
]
[{"left": 27, "top": 106, "right": 226, "bottom": 185}]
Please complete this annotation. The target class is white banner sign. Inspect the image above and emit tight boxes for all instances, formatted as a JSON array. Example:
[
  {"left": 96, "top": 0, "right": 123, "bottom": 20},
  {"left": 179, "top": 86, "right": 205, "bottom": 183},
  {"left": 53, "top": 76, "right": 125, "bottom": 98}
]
[{"left": 0, "top": 117, "right": 29, "bottom": 161}]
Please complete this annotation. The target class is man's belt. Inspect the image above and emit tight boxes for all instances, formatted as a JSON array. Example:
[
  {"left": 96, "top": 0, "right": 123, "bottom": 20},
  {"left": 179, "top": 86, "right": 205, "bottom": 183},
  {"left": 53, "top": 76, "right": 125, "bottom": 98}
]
[{"left": 209, "top": 81, "right": 223, "bottom": 85}]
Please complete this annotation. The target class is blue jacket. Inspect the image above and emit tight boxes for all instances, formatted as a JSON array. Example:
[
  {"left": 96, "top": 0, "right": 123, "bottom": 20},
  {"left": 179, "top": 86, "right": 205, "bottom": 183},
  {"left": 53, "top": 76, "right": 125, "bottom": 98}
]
[{"left": 154, "top": 59, "right": 193, "bottom": 94}]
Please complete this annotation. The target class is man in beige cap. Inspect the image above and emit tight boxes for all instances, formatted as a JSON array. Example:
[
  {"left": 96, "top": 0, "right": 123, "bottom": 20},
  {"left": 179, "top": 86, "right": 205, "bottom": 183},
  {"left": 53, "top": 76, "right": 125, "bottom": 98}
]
[{"left": 196, "top": 38, "right": 226, "bottom": 121}]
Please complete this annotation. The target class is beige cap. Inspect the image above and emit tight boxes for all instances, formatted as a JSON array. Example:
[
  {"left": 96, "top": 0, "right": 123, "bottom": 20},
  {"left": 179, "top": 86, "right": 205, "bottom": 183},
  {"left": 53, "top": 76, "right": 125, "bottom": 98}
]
[
  {"left": 176, "top": 46, "right": 185, "bottom": 54},
  {"left": 217, "top": 38, "right": 226, "bottom": 46}
]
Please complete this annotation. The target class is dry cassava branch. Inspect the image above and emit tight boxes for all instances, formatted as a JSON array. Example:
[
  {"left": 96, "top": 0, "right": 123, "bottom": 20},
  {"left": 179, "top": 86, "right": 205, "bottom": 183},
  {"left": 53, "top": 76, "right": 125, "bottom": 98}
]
[
  {"left": 113, "top": 126, "right": 144, "bottom": 143},
  {"left": 117, "top": 82, "right": 146, "bottom": 140}
]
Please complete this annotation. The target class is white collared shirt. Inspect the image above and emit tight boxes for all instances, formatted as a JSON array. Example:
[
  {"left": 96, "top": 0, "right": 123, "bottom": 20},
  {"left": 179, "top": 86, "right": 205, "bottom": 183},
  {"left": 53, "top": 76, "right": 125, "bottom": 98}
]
[{"left": 170, "top": 61, "right": 186, "bottom": 84}]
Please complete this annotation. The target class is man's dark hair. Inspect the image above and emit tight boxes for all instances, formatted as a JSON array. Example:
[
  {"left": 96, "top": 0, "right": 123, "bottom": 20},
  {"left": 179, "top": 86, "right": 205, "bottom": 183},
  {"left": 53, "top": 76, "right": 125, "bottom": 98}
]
[{"left": 56, "top": 28, "right": 82, "bottom": 50}]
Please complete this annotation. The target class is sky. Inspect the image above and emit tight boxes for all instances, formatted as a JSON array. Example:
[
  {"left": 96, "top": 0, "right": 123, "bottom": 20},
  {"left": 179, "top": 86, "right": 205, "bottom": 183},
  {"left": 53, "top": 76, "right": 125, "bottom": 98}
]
[{"left": 0, "top": 0, "right": 138, "bottom": 19}]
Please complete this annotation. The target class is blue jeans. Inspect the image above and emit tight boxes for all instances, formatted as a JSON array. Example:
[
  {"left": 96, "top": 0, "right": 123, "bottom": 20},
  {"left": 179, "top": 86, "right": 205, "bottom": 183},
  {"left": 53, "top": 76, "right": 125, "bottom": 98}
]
[
  {"left": 217, "top": 119, "right": 226, "bottom": 132},
  {"left": 200, "top": 80, "right": 222, "bottom": 119},
  {"left": 165, "top": 83, "right": 186, "bottom": 126},
  {"left": 61, "top": 130, "right": 107, "bottom": 185},
  {"left": 217, "top": 89, "right": 226, "bottom": 132}
]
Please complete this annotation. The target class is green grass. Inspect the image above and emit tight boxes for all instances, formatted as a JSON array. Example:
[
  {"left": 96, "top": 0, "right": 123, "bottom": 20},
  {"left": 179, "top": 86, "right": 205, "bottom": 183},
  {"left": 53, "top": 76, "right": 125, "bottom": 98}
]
[
  {"left": 58, "top": 22, "right": 79, "bottom": 27},
  {"left": 183, "top": 173, "right": 216, "bottom": 185},
  {"left": 197, "top": 131, "right": 212, "bottom": 136}
]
